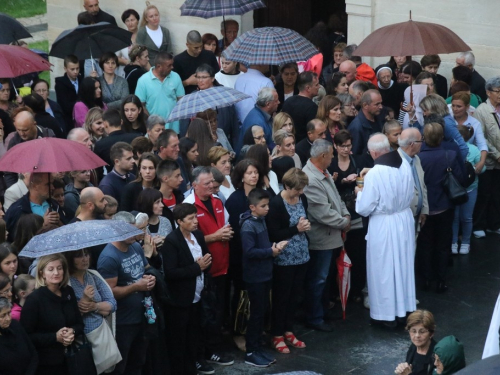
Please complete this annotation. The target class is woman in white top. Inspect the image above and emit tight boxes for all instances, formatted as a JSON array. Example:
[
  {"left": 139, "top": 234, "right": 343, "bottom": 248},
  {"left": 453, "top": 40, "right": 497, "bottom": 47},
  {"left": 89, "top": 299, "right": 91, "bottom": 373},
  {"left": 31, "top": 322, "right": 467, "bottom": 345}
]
[
  {"left": 208, "top": 146, "right": 235, "bottom": 199},
  {"left": 116, "top": 9, "right": 142, "bottom": 77},
  {"left": 136, "top": 4, "right": 172, "bottom": 67},
  {"left": 215, "top": 56, "right": 244, "bottom": 89}
]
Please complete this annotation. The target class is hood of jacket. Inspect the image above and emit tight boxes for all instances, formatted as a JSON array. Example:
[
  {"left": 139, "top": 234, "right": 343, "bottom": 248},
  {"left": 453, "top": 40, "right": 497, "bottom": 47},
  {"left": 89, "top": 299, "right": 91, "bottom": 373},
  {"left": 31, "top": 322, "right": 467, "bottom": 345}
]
[
  {"left": 239, "top": 210, "right": 255, "bottom": 227},
  {"left": 433, "top": 335, "right": 465, "bottom": 375}
]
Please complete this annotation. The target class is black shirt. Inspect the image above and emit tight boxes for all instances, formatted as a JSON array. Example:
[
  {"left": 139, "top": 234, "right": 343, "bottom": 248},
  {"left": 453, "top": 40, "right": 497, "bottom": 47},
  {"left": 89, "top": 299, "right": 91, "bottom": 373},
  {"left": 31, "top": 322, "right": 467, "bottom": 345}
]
[
  {"left": 201, "top": 197, "right": 216, "bottom": 219},
  {"left": 173, "top": 50, "right": 220, "bottom": 94},
  {"left": 281, "top": 95, "right": 318, "bottom": 143},
  {"left": 328, "top": 156, "right": 359, "bottom": 218}
]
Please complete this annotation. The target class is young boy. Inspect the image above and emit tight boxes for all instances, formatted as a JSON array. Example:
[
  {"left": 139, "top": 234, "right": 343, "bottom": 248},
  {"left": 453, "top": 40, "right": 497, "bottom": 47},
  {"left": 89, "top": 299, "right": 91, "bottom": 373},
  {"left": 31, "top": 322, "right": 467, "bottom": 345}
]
[
  {"left": 55, "top": 55, "right": 82, "bottom": 129},
  {"left": 240, "top": 188, "right": 288, "bottom": 368},
  {"left": 157, "top": 159, "right": 185, "bottom": 228}
]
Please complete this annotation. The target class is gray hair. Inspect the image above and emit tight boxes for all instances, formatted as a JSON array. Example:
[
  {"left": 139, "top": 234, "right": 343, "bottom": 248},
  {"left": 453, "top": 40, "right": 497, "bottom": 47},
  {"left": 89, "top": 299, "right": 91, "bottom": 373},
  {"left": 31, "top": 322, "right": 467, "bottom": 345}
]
[
  {"left": 256, "top": 87, "right": 276, "bottom": 107},
  {"left": 113, "top": 211, "right": 135, "bottom": 224},
  {"left": 343, "top": 44, "right": 358, "bottom": 60},
  {"left": 419, "top": 94, "right": 449, "bottom": 117},
  {"left": 146, "top": 115, "right": 165, "bottom": 131},
  {"left": 134, "top": 212, "right": 149, "bottom": 227},
  {"left": 457, "top": 51, "right": 475, "bottom": 67},
  {"left": 351, "top": 80, "right": 370, "bottom": 96},
  {"left": 67, "top": 127, "right": 87, "bottom": 141},
  {"left": 337, "top": 93, "right": 355, "bottom": 106},
  {"left": 210, "top": 167, "right": 224, "bottom": 184},
  {"left": 251, "top": 125, "right": 263, "bottom": 136},
  {"left": 187, "top": 30, "right": 202, "bottom": 44},
  {"left": 0, "top": 297, "right": 12, "bottom": 311},
  {"left": 192, "top": 166, "right": 212, "bottom": 184},
  {"left": 273, "top": 129, "right": 294, "bottom": 146},
  {"left": 360, "top": 89, "right": 380, "bottom": 106},
  {"left": 486, "top": 76, "right": 500, "bottom": 92},
  {"left": 220, "top": 19, "right": 238, "bottom": 30},
  {"left": 398, "top": 129, "right": 421, "bottom": 148},
  {"left": 310, "top": 139, "right": 333, "bottom": 158},
  {"left": 367, "top": 133, "right": 390, "bottom": 153}
]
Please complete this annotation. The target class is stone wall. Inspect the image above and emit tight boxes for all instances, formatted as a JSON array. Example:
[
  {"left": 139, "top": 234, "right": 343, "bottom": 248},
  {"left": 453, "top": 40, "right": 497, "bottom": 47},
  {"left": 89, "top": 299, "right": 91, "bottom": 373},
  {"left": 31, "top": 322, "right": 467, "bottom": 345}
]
[
  {"left": 47, "top": 0, "right": 252, "bottom": 84},
  {"left": 346, "top": 0, "right": 500, "bottom": 83}
]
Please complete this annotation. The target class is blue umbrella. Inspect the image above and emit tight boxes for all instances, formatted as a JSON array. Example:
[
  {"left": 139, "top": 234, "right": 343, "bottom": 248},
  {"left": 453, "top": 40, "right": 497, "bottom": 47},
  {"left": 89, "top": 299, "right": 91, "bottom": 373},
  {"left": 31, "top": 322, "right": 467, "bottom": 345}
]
[
  {"left": 222, "top": 27, "right": 318, "bottom": 66},
  {"left": 180, "top": 0, "right": 265, "bottom": 18},
  {"left": 19, "top": 220, "right": 143, "bottom": 258},
  {"left": 166, "top": 86, "right": 250, "bottom": 122}
]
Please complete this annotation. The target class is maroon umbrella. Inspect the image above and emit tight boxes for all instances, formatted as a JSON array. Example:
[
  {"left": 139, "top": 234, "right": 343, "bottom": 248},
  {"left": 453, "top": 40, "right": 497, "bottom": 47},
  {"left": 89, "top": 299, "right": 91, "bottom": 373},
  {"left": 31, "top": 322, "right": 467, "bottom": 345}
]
[
  {"left": 0, "top": 44, "right": 52, "bottom": 78},
  {"left": 0, "top": 137, "right": 106, "bottom": 173}
]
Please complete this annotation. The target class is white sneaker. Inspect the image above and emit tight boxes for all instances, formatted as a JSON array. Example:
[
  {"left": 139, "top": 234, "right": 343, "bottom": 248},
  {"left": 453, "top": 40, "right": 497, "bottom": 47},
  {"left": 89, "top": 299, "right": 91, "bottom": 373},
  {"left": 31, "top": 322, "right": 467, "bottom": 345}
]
[
  {"left": 474, "top": 230, "right": 486, "bottom": 238},
  {"left": 459, "top": 244, "right": 470, "bottom": 255},
  {"left": 451, "top": 243, "right": 458, "bottom": 254},
  {"left": 363, "top": 295, "right": 370, "bottom": 309},
  {"left": 487, "top": 229, "right": 500, "bottom": 235}
]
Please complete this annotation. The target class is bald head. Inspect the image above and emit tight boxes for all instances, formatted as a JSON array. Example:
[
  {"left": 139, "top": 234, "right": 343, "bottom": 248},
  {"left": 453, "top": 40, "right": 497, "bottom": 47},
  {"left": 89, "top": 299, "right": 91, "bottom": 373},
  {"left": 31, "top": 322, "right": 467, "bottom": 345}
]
[
  {"left": 398, "top": 128, "right": 423, "bottom": 156},
  {"left": 83, "top": 0, "right": 99, "bottom": 16},
  {"left": 79, "top": 187, "right": 107, "bottom": 218},
  {"left": 367, "top": 133, "right": 390, "bottom": 159},
  {"left": 13, "top": 110, "right": 37, "bottom": 141},
  {"left": 67, "top": 128, "right": 92, "bottom": 149},
  {"left": 80, "top": 187, "right": 99, "bottom": 205},
  {"left": 339, "top": 60, "right": 357, "bottom": 84}
]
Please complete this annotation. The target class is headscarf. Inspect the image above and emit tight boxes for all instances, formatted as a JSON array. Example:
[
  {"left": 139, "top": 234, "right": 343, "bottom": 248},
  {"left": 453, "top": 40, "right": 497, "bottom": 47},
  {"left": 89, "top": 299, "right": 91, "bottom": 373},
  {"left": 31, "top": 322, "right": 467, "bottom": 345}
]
[
  {"left": 376, "top": 66, "right": 393, "bottom": 90},
  {"left": 433, "top": 335, "right": 465, "bottom": 375},
  {"left": 403, "top": 84, "right": 427, "bottom": 129}
]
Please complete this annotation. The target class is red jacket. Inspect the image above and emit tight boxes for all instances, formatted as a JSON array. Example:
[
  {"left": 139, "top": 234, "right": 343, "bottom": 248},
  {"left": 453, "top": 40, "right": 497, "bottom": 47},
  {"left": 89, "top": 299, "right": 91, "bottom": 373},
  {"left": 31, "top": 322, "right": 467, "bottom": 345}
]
[
  {"left": 356, "top": 63, "right": 378, "bottom": 86},
  {"left": 184, "top": 192, "right": 229, "bottom": 277}
]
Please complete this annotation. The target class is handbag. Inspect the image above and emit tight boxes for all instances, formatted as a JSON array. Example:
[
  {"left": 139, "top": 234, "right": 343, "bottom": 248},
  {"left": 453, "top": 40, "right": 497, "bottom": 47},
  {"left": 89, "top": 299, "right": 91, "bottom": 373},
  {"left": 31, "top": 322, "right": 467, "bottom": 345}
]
[
  {"left": 442, "top": 151, "right": 468, "bottom": 205},
  {"left": 86, "top": 319, "right": 122, "bottom": 374},
  {"left": 65, "top": 334, "right": 98, "bottom": 375}
]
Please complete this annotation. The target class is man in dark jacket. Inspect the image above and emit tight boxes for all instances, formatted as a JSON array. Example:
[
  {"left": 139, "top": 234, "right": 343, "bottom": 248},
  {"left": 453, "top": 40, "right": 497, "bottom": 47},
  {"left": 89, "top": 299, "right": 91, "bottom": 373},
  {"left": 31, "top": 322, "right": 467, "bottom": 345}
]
[
  {"left": 55, "top": 55, "right": 83, "bottom": 129},
  {"left": 5, "top": 173, "right": 61, "bottom": 242},
  {"left": 83, "top": 0, "right": 117, "bottom": 25},
  {"left": 295, "top": 119, "right": 327, "bottom": 166},
  {"left": 456, "top": 51, "right": 487, "bottom": 102}
]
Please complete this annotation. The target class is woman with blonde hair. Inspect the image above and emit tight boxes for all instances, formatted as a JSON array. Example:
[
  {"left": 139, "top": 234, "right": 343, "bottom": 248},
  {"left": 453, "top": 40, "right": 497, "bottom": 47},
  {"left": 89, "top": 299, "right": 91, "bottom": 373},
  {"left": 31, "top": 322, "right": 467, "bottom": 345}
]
[
  {"left": 272, "top": 111, "right": 295, "bottom": 135},
  {"left": 21, "top": 253, "right": 84, "bottom": 375},
  {"left": 208, "top": 146, "right": 235, "bottom": 199},
  {"left": 84, "top": 107, "right": 106, "bottom": 146},
  {"left": 136, "top": 3, "right": 172, "bottom": 66},
  {"left": 272, "top": 129, "right": 301, "bottom": 168},
  {"left": 317, "top": 95, "right": 344, "bottom": 142}
]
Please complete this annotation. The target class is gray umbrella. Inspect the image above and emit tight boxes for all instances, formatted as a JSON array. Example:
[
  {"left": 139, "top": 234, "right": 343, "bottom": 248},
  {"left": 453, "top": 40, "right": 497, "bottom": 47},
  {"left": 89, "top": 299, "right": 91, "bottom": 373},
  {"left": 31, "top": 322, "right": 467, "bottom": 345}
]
[
  {"left": 19, "top": 220, "right": 143, "bottom": 258},
  {"left": 0, "top": 12, "right": 32, "bottom": 44}
]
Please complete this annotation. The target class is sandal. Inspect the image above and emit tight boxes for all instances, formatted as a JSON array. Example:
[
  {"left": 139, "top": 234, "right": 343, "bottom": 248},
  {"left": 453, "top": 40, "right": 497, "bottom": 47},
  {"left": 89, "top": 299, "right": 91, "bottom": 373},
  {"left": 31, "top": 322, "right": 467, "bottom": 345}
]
[
  {"left": 272, "top": 336, "right": 290, "bottom": 354},
  {"left": 285, "top": 332, "right": 306, "bottom": 348}
]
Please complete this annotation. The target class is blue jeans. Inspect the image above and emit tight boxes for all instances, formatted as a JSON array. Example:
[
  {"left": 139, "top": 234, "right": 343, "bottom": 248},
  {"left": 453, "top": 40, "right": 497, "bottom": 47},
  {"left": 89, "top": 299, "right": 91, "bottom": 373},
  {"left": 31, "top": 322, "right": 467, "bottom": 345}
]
[
  {"left": 452, "top": 188, "right": 478, "bottom": 245},
  {"left": 305, "top": 249, "right": 334, "bottom": 325}
]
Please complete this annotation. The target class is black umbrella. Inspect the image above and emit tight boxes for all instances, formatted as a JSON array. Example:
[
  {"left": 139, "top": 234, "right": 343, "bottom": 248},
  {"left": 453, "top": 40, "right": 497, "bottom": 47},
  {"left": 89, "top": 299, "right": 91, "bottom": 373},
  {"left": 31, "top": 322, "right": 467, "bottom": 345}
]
[
  {"left": 0, "top": 12, "right": 32, "bottom": 44},
  {"left": 49, "top": 22, "right": 132, "bottom": 60},
  {"left": 455, "top": 355, "right": 500, "bottom": 375}
]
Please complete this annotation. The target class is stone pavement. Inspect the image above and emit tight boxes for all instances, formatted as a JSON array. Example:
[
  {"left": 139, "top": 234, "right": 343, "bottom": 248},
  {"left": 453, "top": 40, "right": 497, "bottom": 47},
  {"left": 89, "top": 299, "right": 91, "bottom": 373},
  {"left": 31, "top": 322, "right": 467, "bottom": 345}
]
[{"left": 17, "top": 14, "right": 47, "bottom": 43}]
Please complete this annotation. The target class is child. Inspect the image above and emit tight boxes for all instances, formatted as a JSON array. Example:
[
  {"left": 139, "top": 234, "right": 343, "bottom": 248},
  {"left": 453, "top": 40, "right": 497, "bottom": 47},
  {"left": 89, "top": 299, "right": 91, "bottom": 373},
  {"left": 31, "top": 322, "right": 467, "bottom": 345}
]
[
  {"left": 240, "top": 188, "right": 288, "bottom": 368},
  {"left": 452, "top": 125, "right": 485, "bottom": 254},
  {"left": 103, "top": 195, "right": 118, "bottom": 219},
  {"left": 11, "top": 274, "right": 35, "bottom": 321},
  {"left": 55, "top": 54, "right": 82, "bottom": 128}
]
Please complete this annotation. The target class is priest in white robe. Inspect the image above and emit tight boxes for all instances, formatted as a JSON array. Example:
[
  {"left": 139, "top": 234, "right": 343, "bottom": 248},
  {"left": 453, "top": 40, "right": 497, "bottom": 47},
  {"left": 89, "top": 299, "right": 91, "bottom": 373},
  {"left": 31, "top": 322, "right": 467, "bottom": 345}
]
[{"left": 355, "top": 133, "right": 416, "bottom": 324}]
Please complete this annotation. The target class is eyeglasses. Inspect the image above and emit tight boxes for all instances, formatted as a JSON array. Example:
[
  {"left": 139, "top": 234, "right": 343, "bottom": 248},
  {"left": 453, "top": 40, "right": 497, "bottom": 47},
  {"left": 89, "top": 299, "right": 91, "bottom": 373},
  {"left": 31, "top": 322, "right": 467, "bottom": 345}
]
[
  {"left": 0, "top": 287, "right": 12, "bottom": 297},
  {"left": 409, "top": 329, "right": 429, "bottom": 335},
  {"left": 489, "top": 89, "right": 500, "bottom": 94},
  {"left": 253, "top": 135, "right": 265, "bottom": 141},
  {"left": 195, "top": 75, "right": 211, "bottom": 80},
  {"left": 35, "top": 89, "right": 48, "bottom": 94},
  {"left": 413, "top": 136, "right": 425, "bottom": 143}
]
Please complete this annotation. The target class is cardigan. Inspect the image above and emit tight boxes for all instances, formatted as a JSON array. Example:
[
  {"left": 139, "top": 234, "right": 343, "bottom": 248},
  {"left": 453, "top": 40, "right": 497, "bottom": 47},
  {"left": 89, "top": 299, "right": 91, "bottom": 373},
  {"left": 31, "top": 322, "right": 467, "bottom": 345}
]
[
  {"left": 162, "top": 228, "right": 209, "bottom": 307},
  {"left": 136, "top": 26, "right": 172, "bottom": 67},
  {"left": 20, "top": 285, "right": 84, "bottom": 367},
  {"left": 266, "top": 192, "right": 309, "bottom": 243},
  {"left": 98, "top": 75, "right": 130, "bottom": 110}
]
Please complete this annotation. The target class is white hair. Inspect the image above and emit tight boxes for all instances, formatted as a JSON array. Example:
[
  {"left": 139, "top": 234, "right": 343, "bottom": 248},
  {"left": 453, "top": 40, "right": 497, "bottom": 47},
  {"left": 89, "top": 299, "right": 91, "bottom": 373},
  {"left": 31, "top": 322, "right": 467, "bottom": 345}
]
[
  {"left": 367, "top": 133, "right": 390, "bottom": 153},
  {"left": 457, "top": 51, "right": 475, "bottom": 67},
  {"left": 310, "top": 139, "right": 332, "bottom": 158},
  {"left": 256, "top": 87, "right": 276, "bottom": 107}
]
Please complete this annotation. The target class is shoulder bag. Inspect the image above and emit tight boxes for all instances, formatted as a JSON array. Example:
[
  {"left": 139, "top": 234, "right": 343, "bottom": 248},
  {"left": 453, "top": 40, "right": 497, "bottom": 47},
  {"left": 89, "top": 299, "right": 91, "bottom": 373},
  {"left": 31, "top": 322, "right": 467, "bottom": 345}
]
[
  {"left": 65, "top": 334, "right": 98, "bottom": 375},
  {"left": 442, "top": 151, "right": 468, "bottom": 205}
]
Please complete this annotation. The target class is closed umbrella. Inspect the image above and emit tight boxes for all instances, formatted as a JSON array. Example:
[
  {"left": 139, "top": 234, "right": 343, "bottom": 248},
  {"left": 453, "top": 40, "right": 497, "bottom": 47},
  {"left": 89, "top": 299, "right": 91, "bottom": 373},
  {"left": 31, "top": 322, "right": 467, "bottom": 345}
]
[
  {"left": 336, "top": 234, "right": 352, "bottom": 320},
  {"left": 49, "top": 22, "right": 132, "bottom": 60},
  {"left": 0, "top": 12, "right": 32, "bottom": 44},
  {"left": 19, "top": 220, "right": 143, "bottom": 257},
  {"left": 166, "top": 86, "right": 250, "bottom": 122},
  {"left": 0, "top": 44, "right": 51, "bottom": 78},
  {"left": 222, "top": 27, "right": 318, "bottom": 66}
]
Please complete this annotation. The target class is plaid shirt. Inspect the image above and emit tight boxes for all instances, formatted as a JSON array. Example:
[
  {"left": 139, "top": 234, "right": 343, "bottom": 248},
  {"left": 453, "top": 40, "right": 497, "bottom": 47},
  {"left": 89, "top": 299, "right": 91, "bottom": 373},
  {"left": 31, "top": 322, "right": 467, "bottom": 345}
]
[{"left": 70, "top": 271, "right": 117, "bottom": 334}]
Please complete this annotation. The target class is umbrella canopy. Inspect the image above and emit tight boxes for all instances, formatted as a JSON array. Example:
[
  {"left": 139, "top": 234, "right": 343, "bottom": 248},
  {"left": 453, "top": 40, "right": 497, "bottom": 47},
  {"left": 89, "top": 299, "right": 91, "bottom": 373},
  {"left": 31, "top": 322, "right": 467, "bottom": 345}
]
[
  {"left": 19, "top": 220, "right": 143, "bottom": 258},
  {"left": 336, "top": 247, "right": 352, "bottom": 320},
  {"left": 222, "top": 27, "right": 318, "bottom": 66},
  {"left": 456, "top": 355, "right": 500, "bottom": 375},
  {"left": 166, "top": 86, "right": 250, "bottom": 122},
  {"left": 353, "top": 17, "right": 471, "bottom": 57},
  {"left": 0, "top": 44, "right": 52, "bottom": 78},
  {"left": 180, "top": 0, "right": 266, "bottom": 18},
  {"left": 49, "top": 22, "right": 132, "bottom": 60},
  {"left": 0, "top": 13, "right": 33, "bottom": 44},
  {"left": 0, "top": 137, "right": 107, "bottom": 173}
]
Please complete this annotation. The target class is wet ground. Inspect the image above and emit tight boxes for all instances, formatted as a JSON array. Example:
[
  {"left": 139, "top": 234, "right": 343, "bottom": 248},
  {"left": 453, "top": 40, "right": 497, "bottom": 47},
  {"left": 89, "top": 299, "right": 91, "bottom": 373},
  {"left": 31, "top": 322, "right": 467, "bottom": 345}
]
[{"left": 214, "top": 233, "right": 500, "bottom": 375}]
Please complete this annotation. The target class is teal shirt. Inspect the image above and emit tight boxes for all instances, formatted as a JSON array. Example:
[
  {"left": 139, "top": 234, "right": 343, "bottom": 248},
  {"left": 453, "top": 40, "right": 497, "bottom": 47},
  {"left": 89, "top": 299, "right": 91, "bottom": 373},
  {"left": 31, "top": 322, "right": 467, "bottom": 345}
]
[
  {"left": 466, "top": 143, "right": 485, "bottom": 191},
  {"left": 135, "top": 68, "right": 185, "bottom": 133},
  {"left": 446, "top": 93, "right": 482, "bottom": 108},
  {"left": 30, "top": 200, "right": 50, "bottom": 217}
]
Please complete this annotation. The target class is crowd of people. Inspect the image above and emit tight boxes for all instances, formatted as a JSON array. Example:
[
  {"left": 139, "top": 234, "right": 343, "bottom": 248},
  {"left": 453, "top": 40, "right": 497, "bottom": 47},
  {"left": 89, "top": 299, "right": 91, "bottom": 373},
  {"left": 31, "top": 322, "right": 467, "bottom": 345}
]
[{"left": 0, "top": 0, "right": 499, "bottom": 374}]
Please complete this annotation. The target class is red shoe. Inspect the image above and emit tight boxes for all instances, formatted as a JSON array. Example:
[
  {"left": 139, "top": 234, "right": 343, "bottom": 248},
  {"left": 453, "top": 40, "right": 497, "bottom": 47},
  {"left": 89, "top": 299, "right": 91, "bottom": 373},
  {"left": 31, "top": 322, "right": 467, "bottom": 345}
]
[
  {"left": 284, "top": 332, "right": 306, "bottom": 348},
  {"left": 272, "top": 336, "right": 290, "bottom": 354}
]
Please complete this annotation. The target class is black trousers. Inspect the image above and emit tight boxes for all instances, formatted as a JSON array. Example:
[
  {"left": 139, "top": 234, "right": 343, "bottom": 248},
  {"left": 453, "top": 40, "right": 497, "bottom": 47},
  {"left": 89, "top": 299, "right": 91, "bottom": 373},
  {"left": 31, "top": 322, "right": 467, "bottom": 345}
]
[
  {"left": 245, "top": 280, "right": 271, "bottom": 353},
  {"left": 165, "top": 302, "right": 200, "bottom": 375},
  {"left": 111, "top": 323, "right": 149, "bottom": 375},
  {"left": 416, "top": 209, "right": 454, "bottom": 283},
  {"left": 270, "top": 263, "right": 307, "bottom": 336},
  {"left": 473, "top": 169, "right": 500, "bottom": 231},
  {"left": 200, "top": 275, "right": 226, "bottom": 355}
]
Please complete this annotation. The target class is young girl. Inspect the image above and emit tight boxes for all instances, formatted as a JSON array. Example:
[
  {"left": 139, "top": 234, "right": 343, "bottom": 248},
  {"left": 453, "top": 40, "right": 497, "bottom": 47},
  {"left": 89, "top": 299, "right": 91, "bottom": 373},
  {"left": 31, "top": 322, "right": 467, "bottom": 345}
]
[
  {"left": 0, "top": 243, "right": 18, "bottom": 281},
  {"left": 11, "top": 274, "right": 35, "bottom": 321},
  {"left": 452, "top": 125, "right": 485, "bottom": 255}
]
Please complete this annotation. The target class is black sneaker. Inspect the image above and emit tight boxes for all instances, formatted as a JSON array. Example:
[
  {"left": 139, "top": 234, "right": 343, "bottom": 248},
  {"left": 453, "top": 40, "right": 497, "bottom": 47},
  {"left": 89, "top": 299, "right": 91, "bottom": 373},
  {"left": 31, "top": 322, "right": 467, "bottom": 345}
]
[
  {"left": 245, "top": 352, "right": 270, "bottom": 368},
  {"left": 196, "top": 360, "right": 215, "bottom": 375},
  {"left": 206, "top": 353, "right": 234, "bottom": 366}
]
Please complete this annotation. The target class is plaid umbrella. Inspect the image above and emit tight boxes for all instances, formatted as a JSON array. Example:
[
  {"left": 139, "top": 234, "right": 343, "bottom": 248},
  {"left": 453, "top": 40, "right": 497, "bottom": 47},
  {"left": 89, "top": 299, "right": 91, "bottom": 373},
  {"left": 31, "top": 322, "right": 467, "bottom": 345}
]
[
  {"left": 19, "top": 220, "right": 143, "bottom": 257},
  {"left": 222, "top": 27, "right": 318, "bottom": 66},
  {"left": 180, "top": 0, "right": 265, "bottom": 18},
  {"left": 166, "top": 86, "right": 250, "bottom": 122}
]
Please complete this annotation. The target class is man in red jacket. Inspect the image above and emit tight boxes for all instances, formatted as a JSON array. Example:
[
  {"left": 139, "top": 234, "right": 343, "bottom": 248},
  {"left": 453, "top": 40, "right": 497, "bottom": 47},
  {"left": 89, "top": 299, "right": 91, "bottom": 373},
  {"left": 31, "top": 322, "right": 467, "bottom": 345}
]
[{"left": 183, "top": 166, "right": 234, "bottom": 373}]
